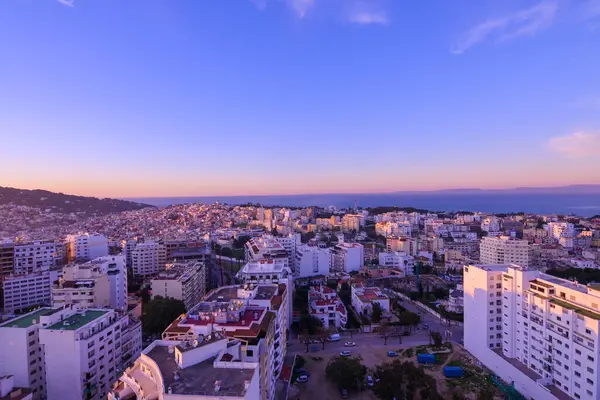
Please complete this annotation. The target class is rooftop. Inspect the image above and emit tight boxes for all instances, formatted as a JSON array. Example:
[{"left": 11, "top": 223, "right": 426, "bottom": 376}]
[
  {"left": 255, "top": 285, "right": 277, "bottom": 300},
  {"left": 0, "top": 307, "right": 62, "bottom": 329},
  {"left": 549, "top": 298, "right": 600, "bottom": 320},
  {"left": 147, "top": 345, "right": 255, "bottom": 397},
  {"left": 205, "top": 286, "right": 241, "bottom": 302},
  {"left": 47, "top": 310, "right": 108, "bottom": 330}
]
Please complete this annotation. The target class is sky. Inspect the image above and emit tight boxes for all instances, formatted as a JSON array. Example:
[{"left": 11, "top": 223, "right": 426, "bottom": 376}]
[{"left": 1, "top": 0, "right": 599, "bottom": 198}]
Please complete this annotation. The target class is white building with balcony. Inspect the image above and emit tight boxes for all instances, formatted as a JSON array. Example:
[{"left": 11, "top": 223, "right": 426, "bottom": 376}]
[
  {"left": 295, "top": 245, "right": 331, "bottom": 278},
  {"left": 244, "top": 235, "right": 299, "bottom": 274},
  {"left": 1, "top": 269, "right": 61, "bottom": 313},
  {"left": 52, "top": 255, "right": 127, "bottom": 311},
  {"left": 480, "top": 236, "right": 531, "bottom": 267},
  {"left": 464, "top": 263, "right": 600, "bottom": 400},
  {"left": 13, "top": 240, "right": 61, "bottom": 274},
  {"left": 330, "top": 243, "right": 364, "bottom": 273},
  {"left": 378, "top": 251, "right": 413, "bottom": 276},
  {"left": 131, "top": 242, "right": 166, "bottom": 277},
  {"left": 0, "top": 305, "right": 142, "bottom": 400},
  {"left": 150, "top": 261, "right": 207, "bottom": 310},
  {"left": 308, "top": 285, "right": 347, "bottom": 329},
  {"left": 66, "top": 233, "right": 109, "bottom": 262}
]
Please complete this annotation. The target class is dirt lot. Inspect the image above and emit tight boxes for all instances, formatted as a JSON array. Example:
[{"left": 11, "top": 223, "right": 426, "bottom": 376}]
[{"left": 288, "top": 344, "right": 504, "bottom": 400}]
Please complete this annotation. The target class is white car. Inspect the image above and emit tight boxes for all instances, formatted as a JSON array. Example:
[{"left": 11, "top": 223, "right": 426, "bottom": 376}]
[
  {"left": 296, "top": 375, "right": 309, "bottom": 383},
  {"left": 344, "top": 341, "right": 356, "bottom": 347},
  {"left": 340, "top": 350, "right": 352, "bottom": 357}
]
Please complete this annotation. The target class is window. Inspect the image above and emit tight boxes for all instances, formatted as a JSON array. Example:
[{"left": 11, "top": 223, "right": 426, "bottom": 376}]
[
  {"left": 588, "top": 355, "right": 595, "bottom": 362},
  {"left": 585, "top": 328, "right": 592, "bottom": 335}
]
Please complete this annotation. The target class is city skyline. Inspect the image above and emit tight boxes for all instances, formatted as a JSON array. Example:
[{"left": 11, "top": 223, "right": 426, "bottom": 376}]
[{"left": 1, "top": 0, "right": 600, "bottom": 197}]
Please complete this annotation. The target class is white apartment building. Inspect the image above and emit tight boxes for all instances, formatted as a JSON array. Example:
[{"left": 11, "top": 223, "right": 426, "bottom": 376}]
[
  {"left": 386, "top": 236, "right": 419, "bottom": 255},
  {"left": 480, "top": 236, "right": 531, "bottom": 267},
  {"left": 151, "top": 261, "right": 207, "bottom": 310},
  {"left": 52, "top": 255, "right": 128, "bottom": 311},
  {"left": 157, "top": 283, "right": 290, "bottom": 400},
  {"left": 0, "top": 375, "right": 33, "bottom": 400},
  {"left": 0, "top": 305, "right": 142, "bottom": 400},
  {"left": 131, "top": 242, "right": 166, "bottom": 277},
  {"left": 308, "top": 285, "right": 347, "bottom": 329},
  {"left": 330, "top": 243, "right": 364, "bottom": 273},
  {"left": 13, "top": 240, "right": 60, "bottom": 274},
  {"left": 66, "top": 233, "right": 109, "bottom": 262},
  {"left": 295, "top": 245, "right": 331, "bottom": 278},
  {"left": 1, "top": 270, "right": 61, "bottom": 313},
  {"left": 110, "top": 337, "right": 260, "bottom": 400},
  {"left": 375, "top": 221, "right": 412, "bottom": 237},
  {"left": 245, "top": 234, "right": 299, "bottom": 274},
  {"left": 341, "top": 215, "right": 362, "bottom": 232},
  {"left": 481, "top": 216, "right": 501, "bottom": 233},
  {"left": 548, "top": 222, "right": 576, "bottom": 240},
  {"left": 121, "top": 239, "right": 137, "bottom": 268},
  {"left": 350, "top": 283, "right": 390, "bottom": 316},
  {"left": 464, "top": 264, "right": 600, "bottom": 400},
  {"left": 378, "top": 251, "right": 414, "bottom": 276}
]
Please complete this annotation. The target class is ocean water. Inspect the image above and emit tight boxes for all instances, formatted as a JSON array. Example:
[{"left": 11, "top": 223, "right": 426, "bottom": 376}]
[{"left": 129, "top": 193, "right": 600, "bottom": 217}]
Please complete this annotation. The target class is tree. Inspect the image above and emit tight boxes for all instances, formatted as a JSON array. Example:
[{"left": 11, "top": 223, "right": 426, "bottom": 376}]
[
  {"left": 372, "top": 360, "right": 442, "bottom": 400},
  {"left": 372, "top": 302, "right": 383, "bottom": 323},
  {"left": 379, "top": 323, "right": 393, "bottom": 345},
  {"left": 221, "top": 247, "right": 233, "bottom": 258},
  {"left": 299, "top": 315, "right": 323, "bottom": 335},
  {"left": 398, "top": 311, "right": 420, "bottom": 333},
  {"left": 142, "top": 296, "right": 186, "bottom": 336},
  {"left": 325, "top": 356, "right": 367, "bottom": 391},
  {"left": 430, "top": 331, "right": 443, "bottom": 348}
]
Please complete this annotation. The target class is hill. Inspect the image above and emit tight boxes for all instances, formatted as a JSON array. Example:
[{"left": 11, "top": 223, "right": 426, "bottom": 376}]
[{"left": 0, "top": 186, "right": 154, "bottom": 214}]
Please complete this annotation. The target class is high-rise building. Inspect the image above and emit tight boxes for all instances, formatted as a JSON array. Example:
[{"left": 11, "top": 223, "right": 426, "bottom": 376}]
[
  {"left": 121, "top": 239, "right": 138, "bottom": 268},
  {"left": 0, "top": 306, "right": 142, "bottom": 400},
  {"left": 295, "top": 245, "right": 331, "bottom": 278},
  {"left": 330, "top": 242, "right": 364, "bottom": 273},
  {"left": 480, "top": 236, "right": 531, "bottom": 267},
  {"left": 150, "top": 261, "right": 207, "bottom": 310},
  {"left": 0, "top": 241, "right": 15, "bottom": 277},
  {"left": 464, "top": 263, "right": 600, "bottom": 400},
  {"left": 66, "top": 233, "right": 109, "bottom": 262},
  {"left": 131, "top": 242, "right": 166, "bottom": 276},
  {"left": 13, "top": 240, "right": 60, "bottom": 274},
  {"left": 52, "top": 255, "right": 127, "bottom": 311},
  {"left": 244, "top": 235, "right": 296, "bottom": 272},
  {"left": 0, "top": 270, "right": 61, "bottom": 313}
]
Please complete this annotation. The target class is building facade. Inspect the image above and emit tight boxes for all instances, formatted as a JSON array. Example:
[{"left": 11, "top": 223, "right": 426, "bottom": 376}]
[
  {"left": 66, "top": 234, "right": 109, "bottom": 263},
  {"left": 295, "top": 245, "right": 331, "bottom": 278},
  {"left": 150, "top": 261, "right": 207, "bottom": 310},
  {"left": 480, "top": 236, "right": 531, "bottom": 267}
]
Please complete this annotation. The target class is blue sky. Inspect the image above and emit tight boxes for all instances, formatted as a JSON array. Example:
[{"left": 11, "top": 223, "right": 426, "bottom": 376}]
[{"left": 1, "top": 0, "right": 599, "bottom": 197}]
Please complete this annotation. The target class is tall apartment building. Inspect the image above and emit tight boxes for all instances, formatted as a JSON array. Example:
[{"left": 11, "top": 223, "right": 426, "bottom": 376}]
[
  {"left": 127, "top": 281, "right": 290, "bottom": 400},
  {"left": 150, "top": 261, "right": 207, "bottom": 310},
  {"left": 66, "top": 233, "right": 109, "bottom": 262},
  {"left": 52, "top": 255, "right": 128, "bottom": 311},
  {"left": 0, "top": 241, "right": 15, "bottom": 277},
  {"left": 131, "top": 242, "right": 166, "bottom": 277},
  {"left": 161, "top": 238, "right": 207, "bottom": 262},
  {"left": 547, "top": 222, "right": 576, "bottom": 240},
  {"left": 0, "top": 270, "right": 61, "bottom": 313},
  {"left": 481, "top": 216, "right": 501, "bottom": 233},
  {"left": 121, "top": 239, "right": 137, "bottom": 268},
  {"left": 330, "top": 242, "right": 364, "bottom": 273},
  {"left": 386, "top": 236, "right": 418, "bottom": 255},
  {"left": 13, "top": 240, "right": 60, "bottom": 274},
  {"left": 295, "top": 245, "right": 331, "bottom": 278},
  {"left": 480, "top": 236, "right": 531, "bottom": 267},
  {"left": 245, "top": 235, "right": 292, "bottom": 271},
  {"left": 341, "top": 215, "right": 362, "bottom": 232},
  {"left": 464, "top": 264, "right": 600, "bottom": 400},
  {"left": 0, "top": 305, "right": 142, "bottom": 400}
]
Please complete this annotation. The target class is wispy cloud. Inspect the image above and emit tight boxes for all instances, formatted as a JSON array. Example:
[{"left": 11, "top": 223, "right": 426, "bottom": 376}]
[
  {"left": 548, "top": 132, "right": 600, "bottom": 157},
  {"left": 57, "top": 0, "right": 75, "bottom": 7},
  {"left": 251, "top": 0, "right": 389, "bottom": 25},
  {"left": 451, "top": 1, "right": 559, "bottom": 54}
]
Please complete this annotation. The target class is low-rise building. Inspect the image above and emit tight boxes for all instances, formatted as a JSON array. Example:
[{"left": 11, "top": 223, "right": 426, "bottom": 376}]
[
  {"left": 350, "top": 283, "right": 390, "bottom": 316},
  {"left": 308, "top": 285, "right": 347, "bottom": 330},
  {"left": 378, "top": 251, "right": 413, "bottom": 275},
  {"left": 151, "top": 261, "right": 207, "bottom": 310}
]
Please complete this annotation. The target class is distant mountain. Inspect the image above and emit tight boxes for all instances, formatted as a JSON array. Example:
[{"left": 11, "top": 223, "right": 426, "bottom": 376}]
[{"left": 0, "top": 186, "right": 154, "bottom": 214}]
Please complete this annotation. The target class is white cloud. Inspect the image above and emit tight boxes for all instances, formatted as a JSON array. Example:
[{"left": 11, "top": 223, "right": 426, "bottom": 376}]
[
  {"left": 57, "top": 0, "right": 75, "bottom": 6},
  {"left": 451, "top": 1, "right": 559, "bottom": 54},
  {"left": 548, "top": 132, "right": 600, "bottom": 157},
  {"left": 250, "top": 0, "right": 389, "bottom": 24}
]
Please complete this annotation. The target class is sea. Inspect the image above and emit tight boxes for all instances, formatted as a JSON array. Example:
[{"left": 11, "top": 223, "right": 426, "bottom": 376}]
[{"left": 129, "top": 193, "right": 600, "bottom": 217}]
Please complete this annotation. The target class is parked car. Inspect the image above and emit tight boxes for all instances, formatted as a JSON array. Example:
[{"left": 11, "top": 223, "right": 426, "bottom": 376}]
[
  {"left": 344, "top": 341, "right": 356, "bottom": 347},
  {"left": 340, "top": 350, "right": 352, "bottom": 357},
  {"left": 340, "top": 388, "right": 349, "bottom": 399},
  {"left": 387, "top": 351, "right": 398, "bottom": 357},
  {"left": 296, "top": 375, "right": 309, "bottom": 383},
  {"left": 329, "top": 333, "right": 341, "bottom": 341},
  {"left": 367, "top": 376, "right": 374, "bottom": 387}
]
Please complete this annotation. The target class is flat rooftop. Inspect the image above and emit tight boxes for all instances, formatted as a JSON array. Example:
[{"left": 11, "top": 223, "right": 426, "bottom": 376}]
[
  {"left": 241, "top": 261, "right": 286, "bottom": 274},
  {"left": 205, "top": 286, "right": 240, "bottom": 302},
  {"left": 0, "top": 308, "right": 62, "bottom": 329},
  {"left": 47, "top": 310, "right": 108, "bottom": 331},
  {"left": 255, "top": 285, "right": 277, "bottom": 300},
  {"left": 147, "top": 345, "right": 255, "bottom": 397}
]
